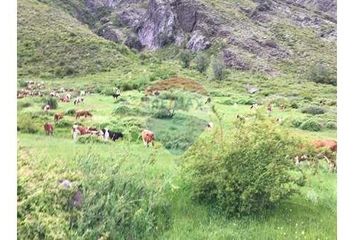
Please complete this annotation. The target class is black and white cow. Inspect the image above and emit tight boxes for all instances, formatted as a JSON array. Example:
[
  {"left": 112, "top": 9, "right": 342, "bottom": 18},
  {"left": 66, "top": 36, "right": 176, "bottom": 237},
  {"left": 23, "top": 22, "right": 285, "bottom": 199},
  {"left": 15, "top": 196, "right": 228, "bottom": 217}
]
[{"left": 101, "top": 128, "right": 123, "bottom": 141}]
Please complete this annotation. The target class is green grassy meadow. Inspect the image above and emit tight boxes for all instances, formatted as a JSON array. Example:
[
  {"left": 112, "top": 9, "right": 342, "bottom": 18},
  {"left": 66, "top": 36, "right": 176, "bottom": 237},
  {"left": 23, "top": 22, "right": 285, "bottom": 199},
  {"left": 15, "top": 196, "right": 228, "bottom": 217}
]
[{"left": 17, "top": 59, "right": 336, "bottom": 238}]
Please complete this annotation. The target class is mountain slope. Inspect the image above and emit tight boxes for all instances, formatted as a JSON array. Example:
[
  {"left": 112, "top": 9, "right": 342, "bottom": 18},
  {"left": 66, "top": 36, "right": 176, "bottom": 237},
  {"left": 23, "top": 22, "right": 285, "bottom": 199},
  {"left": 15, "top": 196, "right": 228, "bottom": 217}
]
[
  {"left": 17, "top": 0, "right": 135, "bottom": 78},
  {"left": 18, "top": 0, "right": 336, "bottom": 80}
]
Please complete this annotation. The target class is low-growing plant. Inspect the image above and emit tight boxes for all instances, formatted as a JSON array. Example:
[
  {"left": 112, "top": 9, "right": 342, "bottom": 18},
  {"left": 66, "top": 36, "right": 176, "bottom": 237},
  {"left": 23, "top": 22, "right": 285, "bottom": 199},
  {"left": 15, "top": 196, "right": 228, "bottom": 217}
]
[
  {"left": 65, "top": 108, "right": 76, "bottom": 116},
  {"left": 326, "top": 121, "right": 337, "bottom": 130},
  {"left": 211, "top": 57, "right": 225, "bottom": 81},
  {"left": 302, "top": 106, "right": 326, "bottom": 115},
  {"left": 183, "top": 116, "right": 303, "bottom": 216},
  {"left": 195, "top": 53, "right": 210, "bottom": 73},
  {"left": 300, "top": 119, "right": 322, "bottom": 131},
  {"left": 219, "top": 99, "right": 234, "bottom": 105},
  {"left": 179, "top": 50, "right": 193, "bottom": 68},
  {"left": 55, "top": 119, "right": 72, "bottom": 128},
  {"left": 17, "top": 113, "right": 40, "bottom": 133},
  {"left": 17, "top": 153, "right": 172, "bottom": 239},
  {"left": 235, "top": 97, "right": 257, "bottom": 105},
  {"left": 308, "top": 62, "right": 336, "bottom": 86},
  {"left": 43, "top": 97, "right": 58, "bottom": 109}
]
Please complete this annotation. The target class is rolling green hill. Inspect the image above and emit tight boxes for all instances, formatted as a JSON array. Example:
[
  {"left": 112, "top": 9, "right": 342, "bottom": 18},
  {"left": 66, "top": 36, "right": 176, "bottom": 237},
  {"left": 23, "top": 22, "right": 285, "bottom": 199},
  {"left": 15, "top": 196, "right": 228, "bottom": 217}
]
[{"left": 17, "top": 0, "right": 135, "bottom": 78}]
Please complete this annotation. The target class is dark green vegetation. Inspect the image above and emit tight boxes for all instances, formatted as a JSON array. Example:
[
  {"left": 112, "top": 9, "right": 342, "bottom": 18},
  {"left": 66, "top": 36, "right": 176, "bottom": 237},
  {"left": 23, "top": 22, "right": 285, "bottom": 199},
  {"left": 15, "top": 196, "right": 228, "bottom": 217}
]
[{"left": 17, "top": 0, "right": 337, "bottom": 239}]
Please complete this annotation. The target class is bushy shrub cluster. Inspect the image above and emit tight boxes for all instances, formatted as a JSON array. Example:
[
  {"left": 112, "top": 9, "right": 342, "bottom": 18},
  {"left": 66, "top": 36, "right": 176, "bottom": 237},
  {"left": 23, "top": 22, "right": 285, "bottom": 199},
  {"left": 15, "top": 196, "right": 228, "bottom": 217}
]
[
  {"left": 183, "top": 117, "right": 302, "bottom": 216},
  {"left": 179, "top": 50, "right": 193, "bottom": 68},
  {"left": 17, "top": 153, "right": 171, "bottom": 239},
  {"left": 43, "top": 97, "right": 58, "bottom": 109},
  {"left": 211, "top": 58, "right": 226, "bottom": 80},
  {"left": 195, "top": 53, "right": 210, "bottom": 73},
  {"left": 300, "top": 119, "right": 322, "bottom": 131},
  {"left": 65, "top": 108, "right": 76, "bottom": 116},
  {"left": 308, "top": 62, "right": 336, "bottom": 86},
  {"left": 17, "top": 113, "right": 40, "bottom": 134},
  {"left": 235, "top": 97, "right": 257, "bottom": 105},
  {"left": 302, "top": 106, "right": 326, "bottom": 115}
]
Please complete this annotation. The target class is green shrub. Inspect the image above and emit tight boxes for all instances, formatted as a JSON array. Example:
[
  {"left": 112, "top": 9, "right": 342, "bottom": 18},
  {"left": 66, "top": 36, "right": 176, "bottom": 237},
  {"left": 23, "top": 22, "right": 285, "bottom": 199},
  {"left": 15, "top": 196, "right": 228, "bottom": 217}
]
[
  {"left": 17, "top": 154, "right": 171, "bottom": 239},
  {"left": 43, "top": 97, "right": 58, "bottom": 109},
  {"left": 290, "top": 118, "right": 305, "bottom": 128},
  {"left": 235, "top": 97, "right": 256, "bottom": 105},
  {"left": 302, "top": 106, "right": 326, "bottom": 115},
  {"left": 183, "top": 117, "right": 302, "bottom": 216},
  {"left": 308, "top": 62, "right": 336, "bottom": 86},
  {"left": 179, "top": 50, "right": 193, "bottom": 68},
  {"left": 65, "top": 108, "right": 76, "bottom": 116},
  {"left": 326, "top": 121, "right": 337, "bottom": 130},
  {"left": 18, "top": 80, "right": 28, "bottom": 88},
  {"left": 152, "top": 107, "right": 174, "bottom": 119},
  {"left": 219, "top": 99, "right": 234, "bottom": 105},
  {"left": 113, "top": 104, "right": 148, "bottom": 116},
  {"left": 17, "top": 113, "right": 40, "bottom": 133},
  {"left": 195, "top": 53, "right": 210, "bottom": 73},
  {"left": 300, "top": 119, "right": 322, "bottom": 131},
  {"left": 211, "top": 57, "right": 225, "bottom": 80},
  {"left": 290, "top": 101, "right": 299, "bottom": 109},
  {"left": 55, "top": 119, "right": 72, "bottom": 128}
]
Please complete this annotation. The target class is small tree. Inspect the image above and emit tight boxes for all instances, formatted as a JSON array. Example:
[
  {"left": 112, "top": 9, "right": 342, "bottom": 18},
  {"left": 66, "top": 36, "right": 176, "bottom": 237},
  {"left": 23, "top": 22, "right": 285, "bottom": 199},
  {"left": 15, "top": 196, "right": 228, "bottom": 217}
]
[
  {"left": 195, "top": 53, "right": 210, "bottom": 73},
  {"left": 212, "top": 57, "right": 225, "bottom": 80},
  {"left": 179, "top": 50, "right": 193, "bottom": 68}
]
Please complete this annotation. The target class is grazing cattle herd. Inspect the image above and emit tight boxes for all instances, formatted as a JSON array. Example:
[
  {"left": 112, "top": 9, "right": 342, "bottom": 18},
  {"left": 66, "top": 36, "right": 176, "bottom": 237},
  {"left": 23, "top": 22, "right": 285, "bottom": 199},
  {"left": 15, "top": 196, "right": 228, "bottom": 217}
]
[{"left": 19, "top": 81, "right": 337, "bottom": 169}]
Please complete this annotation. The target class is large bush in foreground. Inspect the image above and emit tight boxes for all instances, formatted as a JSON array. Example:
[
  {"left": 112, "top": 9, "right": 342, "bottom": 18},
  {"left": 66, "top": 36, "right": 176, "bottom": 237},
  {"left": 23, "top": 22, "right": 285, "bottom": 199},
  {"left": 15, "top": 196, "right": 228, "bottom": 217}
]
[
  {"left": 17, "top": 152, "right": 171, "bottom": 239},
  {"left": 183, "top": 116, "right": 302, "bottom": 216}
]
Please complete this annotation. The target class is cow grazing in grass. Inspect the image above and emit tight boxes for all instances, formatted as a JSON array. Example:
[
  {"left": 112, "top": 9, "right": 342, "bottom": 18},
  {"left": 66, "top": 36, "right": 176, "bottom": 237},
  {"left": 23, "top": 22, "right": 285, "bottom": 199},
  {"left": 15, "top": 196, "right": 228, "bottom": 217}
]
[
  {"left": 44, "top": 122, "right": 54, "bottom": 135},
  {"left": 43, "top": 104, "right": 51, "bottom": 112},
  {"left": 312, "top": 139, "right": 337, "bottom": 171},
  {"left": 75, "top": 110, "right": 92, "bottom": 119},
  {"left": 71, "top": 124, "right": 101, "bottom": 141},
  {"left": 142, "top": 129, "right": 155, "bottom": 147},
  {"left": 74, "top": 97, "right": 84, "bottom": 105},
  {"left": 101, "top": 128, "right": 123, "bottom": 141},
  {"left": 54, "top": 113, "right": 64, "bottom": 122},
  {"left": 312, "top": 139, "right": 337, "bottom": 152},
  {"left": 59, "top": 95, "right": 70, "bottom": 102}
]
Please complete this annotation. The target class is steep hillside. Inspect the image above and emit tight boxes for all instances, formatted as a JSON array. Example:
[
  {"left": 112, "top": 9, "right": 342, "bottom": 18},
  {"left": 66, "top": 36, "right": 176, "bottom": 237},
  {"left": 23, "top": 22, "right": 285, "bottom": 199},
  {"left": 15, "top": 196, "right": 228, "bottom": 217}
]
[
  {"left": 33, "top": 0, "right": 336, "bottom": 77},
  {"left": 17, "top": 0, "right": 135, "bottom": 78}
]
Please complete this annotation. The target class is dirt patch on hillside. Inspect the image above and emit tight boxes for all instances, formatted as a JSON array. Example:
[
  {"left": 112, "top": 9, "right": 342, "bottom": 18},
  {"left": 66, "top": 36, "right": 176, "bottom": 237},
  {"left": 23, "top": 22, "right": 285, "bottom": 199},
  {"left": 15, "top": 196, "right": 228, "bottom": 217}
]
[{"left": 145, "top": 77, "right": 208, "bottom": 95}]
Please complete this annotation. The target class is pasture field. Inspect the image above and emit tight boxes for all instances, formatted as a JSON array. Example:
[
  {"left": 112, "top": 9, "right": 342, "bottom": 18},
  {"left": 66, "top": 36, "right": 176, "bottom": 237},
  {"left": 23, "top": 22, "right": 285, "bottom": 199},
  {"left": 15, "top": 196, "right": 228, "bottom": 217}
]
[{"left": 17, "top": 61, "right": 337, "bottom": 239}]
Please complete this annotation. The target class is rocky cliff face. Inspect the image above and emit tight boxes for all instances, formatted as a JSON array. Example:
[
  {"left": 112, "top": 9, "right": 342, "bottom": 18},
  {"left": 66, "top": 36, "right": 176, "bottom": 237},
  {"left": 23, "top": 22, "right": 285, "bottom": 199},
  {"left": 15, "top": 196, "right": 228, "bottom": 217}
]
[{"left": 48, "top": 0, "right": 337, "bottom": 74}]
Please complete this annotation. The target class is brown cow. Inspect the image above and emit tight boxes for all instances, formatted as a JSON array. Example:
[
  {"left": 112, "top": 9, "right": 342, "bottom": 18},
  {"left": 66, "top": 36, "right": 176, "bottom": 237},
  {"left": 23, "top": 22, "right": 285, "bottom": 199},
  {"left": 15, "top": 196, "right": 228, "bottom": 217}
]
[
  {"left": 54, "top": 112, "right": 64, "bottom": 122},
  {"left": 141, "top": 129, "right": 155, "bottom": 147},
  {"left": 312, "top": 139, "right": 337, "bottom": 152},
  {"left": 44, "top": 122, "right": 54, "bottom": 135},
  {"left": 312, "top": 139, "right": 337, "bottom": 171},
  {"left": 72, "top": 124, "right": 100, "bottom": 141},
  {"left": 75, "top": 110, "right": 92, "bottom": 119}
]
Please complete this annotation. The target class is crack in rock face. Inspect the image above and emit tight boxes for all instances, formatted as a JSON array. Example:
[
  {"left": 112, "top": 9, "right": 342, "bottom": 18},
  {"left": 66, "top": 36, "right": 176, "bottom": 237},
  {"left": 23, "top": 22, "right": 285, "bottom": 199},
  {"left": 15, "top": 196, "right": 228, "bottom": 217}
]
[{"left": 138, "top": 0, "right": 177, "bottom": 49}]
